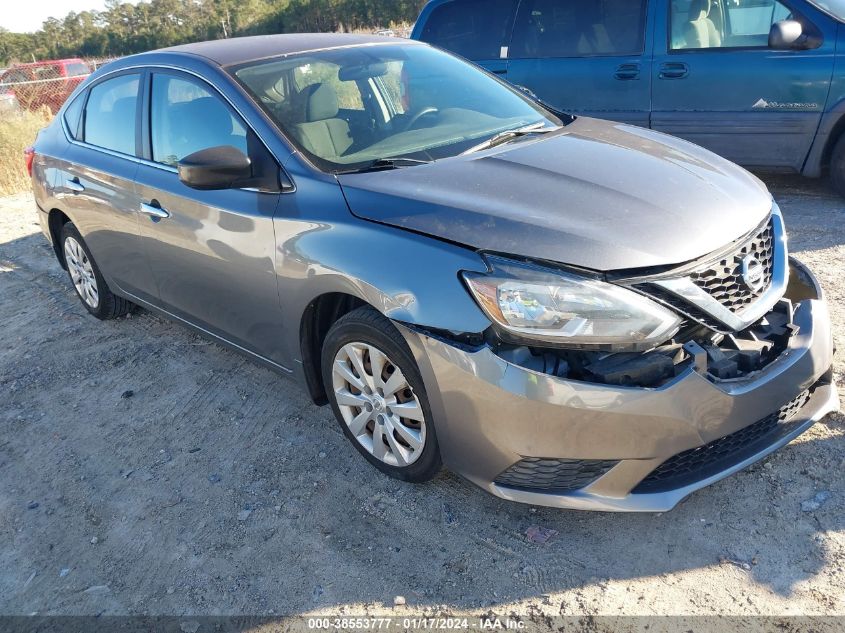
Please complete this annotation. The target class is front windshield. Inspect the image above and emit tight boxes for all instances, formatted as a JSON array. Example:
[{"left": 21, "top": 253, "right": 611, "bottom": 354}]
[
  {"left": 808, "top": 0, "right": 845, "bottom": 19},
  {"left": 233, "top": 43, "right": 563, "bottom": 173}
]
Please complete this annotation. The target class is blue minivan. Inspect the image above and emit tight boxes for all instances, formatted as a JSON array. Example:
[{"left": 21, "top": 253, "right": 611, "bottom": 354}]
[{"left": 412, "top": 0, "right": 845, "bottom": 193}]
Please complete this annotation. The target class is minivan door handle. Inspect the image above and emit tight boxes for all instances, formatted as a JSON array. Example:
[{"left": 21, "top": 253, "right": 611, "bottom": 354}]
[
  {"left": 66, "top": 178, "right": 85, "bottom": 193},
  {"left": 614, "top": 63, "right": 641, "bottom": 81},
  {"left": 659, "top": 62, "right": 689, "bottom": 80},
  {"left": 140, "top": 201, "right": 171, "bottom": 221}
]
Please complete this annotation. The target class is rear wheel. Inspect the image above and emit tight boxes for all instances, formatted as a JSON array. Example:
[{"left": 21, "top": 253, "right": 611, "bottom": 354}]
[
  {"left": 60, "top": 222, "right": 133, "bottom": 320},
  {"left": 321, "top": 306, "right": 442, "bottom": 483},
  {"left": 829, "top": 134, "right": 845, "bottom": 198}
]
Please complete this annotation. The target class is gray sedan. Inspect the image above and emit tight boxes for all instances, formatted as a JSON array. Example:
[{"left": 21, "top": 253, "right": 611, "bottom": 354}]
[{"left": 29, "top": 34, "right": 838, "bottom": 511}]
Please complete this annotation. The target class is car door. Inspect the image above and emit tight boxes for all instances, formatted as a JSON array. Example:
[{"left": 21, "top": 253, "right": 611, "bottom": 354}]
[
  {"left": 505, "top": 0, "right": 653, "bottom": 127},
  {"left": 55, "top": 71, "right": 155, "bottom": 302},
  {"left": 414, "top": 0, "right": 519, "bottom": 77},
  {"left": 133, "top": 70, "right": 289, "bottom": 362},
  {"left": 651, "top": 0, "right": 836, "bottom": 170}
]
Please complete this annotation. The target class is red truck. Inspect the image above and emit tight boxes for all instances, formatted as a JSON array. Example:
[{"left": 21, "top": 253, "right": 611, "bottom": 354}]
[{"left": 0, "top": 58, "right": 91, "bottom": 114}]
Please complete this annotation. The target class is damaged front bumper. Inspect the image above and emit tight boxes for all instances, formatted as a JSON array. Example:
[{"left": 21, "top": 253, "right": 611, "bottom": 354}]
[{"left": 399, "top": 258, "right": 839, "bottom": 512}]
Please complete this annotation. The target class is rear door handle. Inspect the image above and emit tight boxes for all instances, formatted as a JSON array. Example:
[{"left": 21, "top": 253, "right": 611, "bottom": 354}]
[
  {"left": 66, "top": 178, "right": 85, "bottom": 193},
  {"left": 614, "top": 63, "right": 641, "bottom": 81},
  {"left": 659, "top": 62, "right": 689, "bottom": 80},
  {"left": 491, "top": 69, "right": 507, "bottom": 75},
  {"left": 140, "top": 201, "right": 171, "bottom": 221}
]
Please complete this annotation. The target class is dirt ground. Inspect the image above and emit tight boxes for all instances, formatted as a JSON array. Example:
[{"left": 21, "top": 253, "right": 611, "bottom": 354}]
[{"left": 0, "top": 175, "right": 843, "bottom": 622}]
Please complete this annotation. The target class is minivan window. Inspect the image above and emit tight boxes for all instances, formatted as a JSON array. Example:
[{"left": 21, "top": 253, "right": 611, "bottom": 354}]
[
  {"left": 420, "top": 0, "right": 517, "bottom": 59},
  {"left": 671, "top": 0, "right": 792, "bottom": 50},
  {"left": 150, "top": 74, "right": 248, "bottom": 167},
  {"left": 511, "top": 0, "right": 648, "bottom": 58},
  {"left": 234, "top": 44, "right": 562, "bottom": 173},
  {"left": 83, "top": 74, "right": 140, "bottom": 156}
]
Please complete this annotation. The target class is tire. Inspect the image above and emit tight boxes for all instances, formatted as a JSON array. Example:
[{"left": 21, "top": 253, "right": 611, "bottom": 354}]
[
  {"left": 321, "top": 306, "right": 442, "bottom": 483},
  {"left": 60, "top": 222, "right": 133, "bottom": 320},
  {"left": 830, "top": 134, "right": 845, "bottom": 198}
]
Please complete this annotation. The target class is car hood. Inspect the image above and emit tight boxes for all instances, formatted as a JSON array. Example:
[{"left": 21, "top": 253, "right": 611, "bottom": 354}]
[{"left": 337, "top": 118, "right": 773, "bottom": 272}]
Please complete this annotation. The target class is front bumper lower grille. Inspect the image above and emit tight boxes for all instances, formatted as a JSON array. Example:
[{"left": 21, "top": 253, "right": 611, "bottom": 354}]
[
  {"left": 633, "top": 386, "right": 816, "bottom": 494},
  {"left": 494, "top": 457, "right": 619, "bottom": 493}
]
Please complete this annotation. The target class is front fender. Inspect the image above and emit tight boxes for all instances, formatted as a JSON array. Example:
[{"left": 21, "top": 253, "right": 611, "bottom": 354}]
[{"left": 276, "top": 218, "right": 492, "bottom": 339}]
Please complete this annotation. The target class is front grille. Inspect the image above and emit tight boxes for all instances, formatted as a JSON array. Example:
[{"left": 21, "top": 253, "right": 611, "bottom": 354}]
[
  {"left": 633, "top": 388, "right": 814, "bottom": 494},
  {"left": 495, "top": 458, "right": 618, "bottom": 493},
  {"left": 688, "top": 220, "right": 775, "bottom": 313}
]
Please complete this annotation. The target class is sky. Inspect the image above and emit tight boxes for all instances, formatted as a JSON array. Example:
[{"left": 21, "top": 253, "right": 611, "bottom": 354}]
[{"left": 2, "top": 1, "right": 140, "bottom": 34}]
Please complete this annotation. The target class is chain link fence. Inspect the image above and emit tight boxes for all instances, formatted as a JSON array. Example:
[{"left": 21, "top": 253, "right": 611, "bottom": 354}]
[
  {"left": 0, "top": 58, "right": 116, "bottom": 115},
  {"left": 0, "top": 58, "right": 114, "bottom": 195}
]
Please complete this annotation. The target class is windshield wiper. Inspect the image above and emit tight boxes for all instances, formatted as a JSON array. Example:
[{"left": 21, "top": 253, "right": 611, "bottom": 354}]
[
  {"left": 461, "top": 122, "right": 561, "bottom": 156},
  {"left": 338, "top": 156, "right": 432, "bottom": 174}
]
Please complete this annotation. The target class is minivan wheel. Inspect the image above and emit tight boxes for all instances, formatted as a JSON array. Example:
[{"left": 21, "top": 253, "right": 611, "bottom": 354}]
[
  {"left": 321, "top": 306, "right": 442, "bottom": 483},
  {"left": 830, "top": 134, "right": 845, "bottom": 198},
  {"left": 60, "top": 223, "right": 133, "bottom": 320}
]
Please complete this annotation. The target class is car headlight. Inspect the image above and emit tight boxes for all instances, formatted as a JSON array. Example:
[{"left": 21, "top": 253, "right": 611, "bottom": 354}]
[{"left": 463, "top": 257, "right": 682, "bottom": 351}]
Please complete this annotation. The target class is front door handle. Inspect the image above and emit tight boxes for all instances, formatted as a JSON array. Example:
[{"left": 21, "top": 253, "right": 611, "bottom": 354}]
[
  {"left": 140, "top": 201, "right": 171, "bottom": 221},
  {"left": 491, "top": 69, "right": 508, "bottom": 75},
  {"left": 614, "top": 63, "right": 640, "bottom": 81},
  {"left": 66, "top": 178, "right": 85, "bottom": 193},
  {"left": 659, "top": 62, "right": 689, "bottom": 80}
]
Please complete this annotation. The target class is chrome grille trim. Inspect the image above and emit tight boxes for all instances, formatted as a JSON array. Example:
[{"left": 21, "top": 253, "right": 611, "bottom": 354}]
[{"left": 636, "top": 205, "right": 788, "bottom": 332}]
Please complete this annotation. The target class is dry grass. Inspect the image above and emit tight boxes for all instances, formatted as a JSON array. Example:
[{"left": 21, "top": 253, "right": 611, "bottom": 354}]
[{"left": 0, "top": 107, "right": 51, "bottom": 196}]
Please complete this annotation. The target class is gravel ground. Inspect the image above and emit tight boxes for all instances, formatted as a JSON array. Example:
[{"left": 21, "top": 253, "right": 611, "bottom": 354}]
[{"left": 0, "top": 175, "right": 843, "bottom": 621}]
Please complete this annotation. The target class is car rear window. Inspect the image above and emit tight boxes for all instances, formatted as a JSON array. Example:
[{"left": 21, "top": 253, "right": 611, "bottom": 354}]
[
  {"left": 33, "top": 64, "right": 62, "bottom": 80},
  {"left": 510, "top": 0, "right": 648, "bottom": 58},
  {"left": 419, "top": 0, "right": 518, "bottom": 60},
  {"left": 65, "top": 62, "right": 92, "bottom": 77}
]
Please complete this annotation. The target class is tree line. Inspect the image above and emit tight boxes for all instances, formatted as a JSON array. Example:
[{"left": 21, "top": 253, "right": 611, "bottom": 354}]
[{"left": 0, "top": 0, "right": 427, "bottom": 66}]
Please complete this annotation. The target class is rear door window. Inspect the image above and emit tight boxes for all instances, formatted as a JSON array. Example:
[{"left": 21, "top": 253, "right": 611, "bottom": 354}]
[
  {"left": 419, "top": 0, "right": 518, "bottom": 60},
  {"left": 511, "top": 0, "right": 649, "bottom": 58},
  {"left": 63, "top": 92, "right": 85, "bottom": 139},
  {"left": 83, "top": 73, "right": 141, "bottom": 156}
]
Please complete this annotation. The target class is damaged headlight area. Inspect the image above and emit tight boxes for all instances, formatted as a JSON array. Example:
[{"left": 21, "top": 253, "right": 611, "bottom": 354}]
[
  {"left": 495, "top": 300, "right": 800, "bottom": 388},
  {"left": 462, "top": 257, "right": 682, "bottom": 352},
  {"left": 477, "top": 259, "right": 821, "bottom": 389}
]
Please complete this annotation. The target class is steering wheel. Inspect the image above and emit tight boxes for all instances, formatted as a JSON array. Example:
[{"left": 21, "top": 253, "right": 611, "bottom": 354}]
[{"left": 404, "top": 107, "right": 440, "bottom": 130}]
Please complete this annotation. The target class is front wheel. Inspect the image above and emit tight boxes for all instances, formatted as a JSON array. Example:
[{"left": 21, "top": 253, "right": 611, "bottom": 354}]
[
  {"left": 321, "top": 306, "right": 442, "bottom": 483},
  {"left": 60, "top": 222, "right": 133, "bottom": 320}
]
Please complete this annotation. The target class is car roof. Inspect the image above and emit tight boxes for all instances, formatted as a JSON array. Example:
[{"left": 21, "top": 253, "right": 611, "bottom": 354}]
[{"left": 158, "top": 33, "right": 422, "bottom": 67}]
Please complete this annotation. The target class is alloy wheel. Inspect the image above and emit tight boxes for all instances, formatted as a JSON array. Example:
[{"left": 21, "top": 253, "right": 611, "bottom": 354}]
[
  {"left": 64, "top": 236, "right": 99, "bottom": 309},
  {"left": 331, "top": 342, "right": 427, "bottom": 468}
]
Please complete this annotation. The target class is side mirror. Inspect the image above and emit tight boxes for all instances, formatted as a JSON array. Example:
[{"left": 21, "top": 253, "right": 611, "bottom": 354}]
[
  {"left": 769, "top": 20, "right": 806, "bottom": 49},
  {"left": 178, "top": 145, "right": 252, "bottom": 191}
]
